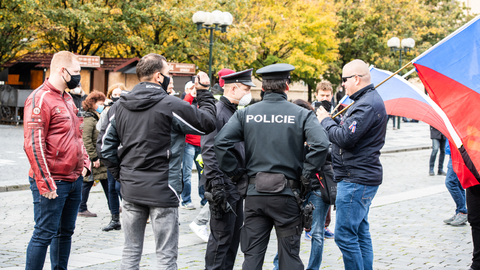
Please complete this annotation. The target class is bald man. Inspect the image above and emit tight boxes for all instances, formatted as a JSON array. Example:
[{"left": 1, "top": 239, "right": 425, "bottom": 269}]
[
  {"left": 23, "top": 51, "right": 91, "bottom": 269},
  {"left": 317, "top": 59, "right": 387, "bottom": 270}
]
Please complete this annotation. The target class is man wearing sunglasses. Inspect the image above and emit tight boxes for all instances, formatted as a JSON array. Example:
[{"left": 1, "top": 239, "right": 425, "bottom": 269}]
[{"left": 317, "top": 59, "right": 387, "bottom": 270}]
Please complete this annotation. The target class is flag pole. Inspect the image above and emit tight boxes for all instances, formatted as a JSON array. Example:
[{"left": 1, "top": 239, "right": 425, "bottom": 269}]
[
  {"left": 375, "top": 61, "right": 413, "bottom": 89},
  {"left": 331, "top": 101, "right": 344, "bottom": 115},
  {"left": 330, "top": 61, "right": 412, "bottom": 119},
  {"left": 331, "top": 102, "right": 354, "bottom": 119}
]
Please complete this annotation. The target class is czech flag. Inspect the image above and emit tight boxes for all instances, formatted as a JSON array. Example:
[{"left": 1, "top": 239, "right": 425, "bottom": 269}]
[
  {"left": 412, "top": 15, "right": 480, "bottom": 188},
  {"left": 338, "top": 95, "right": 353, "bottom": 106},
  {"left": 371, "top": 66, "right": 479, "bottom": 188}
]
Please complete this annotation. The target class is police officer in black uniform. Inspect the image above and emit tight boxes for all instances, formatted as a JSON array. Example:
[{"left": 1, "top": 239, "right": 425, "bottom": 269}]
[
  {"left": 202, "top": 68, "right": 255, "bottom": 270},
  {"left": 214, "top": 64, "right": 330, "bottom": 270}
]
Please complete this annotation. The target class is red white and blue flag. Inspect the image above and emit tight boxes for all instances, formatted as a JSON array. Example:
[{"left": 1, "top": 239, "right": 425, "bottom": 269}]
[
  {"left": 412, "top": 15, "right": 480, "bottom": 188},
  {"left": 371, "top": 66, "right": 478, "bottom": 188},
  {"left": 338, "top": 95, "right": 353, "bottom": 106},
  {"left": 369, "top": 15, "right": 480, "bottom": 188}
]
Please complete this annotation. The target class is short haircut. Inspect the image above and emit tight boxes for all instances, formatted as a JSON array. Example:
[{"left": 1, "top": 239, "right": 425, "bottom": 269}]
[
  {"left": 106, "top": 83, "right": 127, "bottom": 99},
  {"left": 82, "top": 90, "right": 106, "bottom": 112},
  {"left": 50, "top": 51, "right": 78, "bottom": 73},
  {"left": 136, "top": 53, "right": 167, "bottom": 81},
  {"left": 316, "top": 81, "right": 333, "bottom": 93},
  {"left": 262, "top": 79, "right": 288, "bottom": 93},
  {"left": 293, "top": 99, "right": 314, "bottom": 111}
]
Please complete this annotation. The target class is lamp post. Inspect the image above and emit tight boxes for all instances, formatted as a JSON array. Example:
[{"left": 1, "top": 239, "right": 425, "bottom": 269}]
[
  {"left": 387, "top": 37, "right": 415, "bottom": 129},
  {"left": 192, "top": 10, "right": 233, "bottom": 83}
]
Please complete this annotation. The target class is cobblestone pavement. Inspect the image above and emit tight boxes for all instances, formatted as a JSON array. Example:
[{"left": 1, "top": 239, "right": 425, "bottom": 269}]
[{"left": 1, "top": 121, "right": 473, "bottom": 269}]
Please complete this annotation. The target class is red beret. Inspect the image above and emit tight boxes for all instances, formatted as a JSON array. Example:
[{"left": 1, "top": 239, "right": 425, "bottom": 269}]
[{"left": 218, "top": 68, "right": 235, "bottom": 87}]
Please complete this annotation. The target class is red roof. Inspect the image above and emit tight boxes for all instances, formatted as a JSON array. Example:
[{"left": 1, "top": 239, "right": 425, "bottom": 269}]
[
  {"left": 2, "top": 53, "right": 139, "bottom": 71},
  {"left": 2, "top": 53, "right": 53, "bottom": 68}
]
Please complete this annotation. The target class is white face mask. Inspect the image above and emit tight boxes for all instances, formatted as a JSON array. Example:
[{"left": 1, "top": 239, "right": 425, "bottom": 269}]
[
  {"left": 234, "top": 83, "right": 252, "bottom": 106},
  {"left": 71, "top": 87, "right": 81, "bottom": 95}
]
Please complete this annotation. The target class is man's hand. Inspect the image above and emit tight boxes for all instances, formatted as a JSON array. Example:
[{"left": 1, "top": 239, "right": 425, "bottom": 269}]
[
  {"left": 195, "top": 71, "right": 210, "bottom": 90},
  {"left": 316, "top": 106, "right": 330, "bottom": 122},
  {"left": 212, "top": 184, "right": 227, "bottom": 208},
  {"left": 82, "top": 167, "right": 88, "bottom": 177},
  {"left": 42, "top": 190, "right": 58, "bottom": 199},
  {"left": 93, "top": 160, "right": 100, "bottom": 168}
]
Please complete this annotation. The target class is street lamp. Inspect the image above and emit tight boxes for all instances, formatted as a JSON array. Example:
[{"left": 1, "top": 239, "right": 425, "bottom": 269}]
[
  {"left": 192, "top": 10, "right": 233, "bottom": 83},
  {"left": 387, "top": 37, "right": 415, "bottom": 129}
]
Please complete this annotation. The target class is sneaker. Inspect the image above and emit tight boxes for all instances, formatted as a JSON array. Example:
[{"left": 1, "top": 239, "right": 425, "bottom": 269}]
[
  {"left": 324, "top": 227, "right": 335, "bottom": 239},
  {"left": 189, "top": 222, "right": 209, "bottom": 242},
  {"left": 450, "top": 213, "right": 468, "bottom": 226},
  {"left": 78, "top": 210, "right": 97, "bottom": 217},
  {"left": 305, "top": 231, "right": 312, "bottom": 241},
  {"left": 438, "top": 170, "right": 447, "bottom": 176},
  {"left": 443, "top": 214, "right": 456, "bottom": 224},
  {"left": 429, "top": 170, "right": 435, "bottom": 176},
  {"left": 181, "top": 202, "right": 196, "bottom": 210}
]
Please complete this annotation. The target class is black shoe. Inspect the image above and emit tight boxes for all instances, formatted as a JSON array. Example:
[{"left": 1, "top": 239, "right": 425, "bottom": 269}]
[
  {"left": 102, "top": 214, "right": 121, "bottom": 231},
  {"left": 438, "top": 170, "right": 447, "bottom": 176}
]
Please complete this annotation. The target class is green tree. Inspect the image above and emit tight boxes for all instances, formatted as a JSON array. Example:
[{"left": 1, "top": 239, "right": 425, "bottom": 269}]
[
  {"left": 326, "top": 0, "right": 474, "bottom": 89},
  {"left": 0, "top": 0, "right": 39, "bottom": 65},
  {"left": 117, "top": 0, "right": 258, "bottom": 78},
  {"left": 36, "top": 0, "right": 149, "bottom": 55},
  {"left": 242, "top": 0, "right": 339, "bottom": 100}
]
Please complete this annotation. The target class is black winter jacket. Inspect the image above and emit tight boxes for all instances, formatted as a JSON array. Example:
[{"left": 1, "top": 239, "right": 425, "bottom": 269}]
[
  {"left": 97, "top": 82, "right": 216, "bottom": 207},
  {"left": 321, "top": 84, "right": 387, "bottom": 186},
  {"left": 214, "top": 92, "right": 330, "bottom": 193},
  {"left": 201, "top": 96, "right": 244, "bottom": 202}
]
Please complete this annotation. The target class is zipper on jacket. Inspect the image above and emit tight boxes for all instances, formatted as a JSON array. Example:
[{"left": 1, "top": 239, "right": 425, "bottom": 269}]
[{"left": 167, "top": 150, "right": 170, "bottom": 160}]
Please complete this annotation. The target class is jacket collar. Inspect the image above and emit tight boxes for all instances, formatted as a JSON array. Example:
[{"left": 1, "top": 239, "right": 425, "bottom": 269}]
[
  {"left": 220, "top": 96, "right": 237, "bottom": 113},
  {"left": 44, "top": 79, "right": 62, "bottom": 95},
  {"left": 263, "top": 91, "right": 288, "bottom": 101},
  {"left": 350, "top": 84, "right": 375, "bottom": 101}
]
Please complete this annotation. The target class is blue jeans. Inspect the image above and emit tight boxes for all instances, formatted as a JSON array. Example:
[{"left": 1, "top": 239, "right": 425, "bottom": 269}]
[
  {"left": 181, "top": 143, "right": 206, "bottom": 205},
  {"left": 26, "top": 176, "right": 82, "bottom": 270},
  {"left": 273, "top": 190, "right": 330, "bottom": 270},
  {"left": 430, "top": 138, "right": 446, "bottom": 171},
  {"left": 335, "top": 181, "right": 378, "bottom": 270},
  {"left": 107, "top": 170, "right": 122, "bottom": 215},
  {"left": 445, "top": 157, "right": 467, "bottom": 214}
]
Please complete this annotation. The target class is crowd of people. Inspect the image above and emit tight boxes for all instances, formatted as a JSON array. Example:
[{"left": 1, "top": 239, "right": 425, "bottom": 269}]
[{"left": 21, "top": 51, "right": 479, "bottom": 270}]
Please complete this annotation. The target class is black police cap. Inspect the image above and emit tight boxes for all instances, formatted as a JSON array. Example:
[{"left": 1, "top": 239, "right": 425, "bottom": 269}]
[
  {"left": 221, "top": 68, "right": 256, "bottom": 87},
  {"left": 256, "top": 63, "right": 295, "bottom": 80}
]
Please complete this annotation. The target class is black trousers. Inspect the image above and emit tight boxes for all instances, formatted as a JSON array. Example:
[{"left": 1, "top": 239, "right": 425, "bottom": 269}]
[
  {"left": 467, "top": 184, "right": 480, "bottom": 270},
  {"left": 241, "top": 195, "right": 303, "bottom": 270},
  {"left": 205, "top": 198, "right": 244, "bottom": 270},
  {"left": 79, "top": 178, "right": 109, "bottom": 212}
]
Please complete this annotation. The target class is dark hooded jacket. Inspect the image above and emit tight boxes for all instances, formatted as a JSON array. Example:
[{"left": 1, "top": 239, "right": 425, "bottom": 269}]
[{"left": 97, "top": 82, "right": 216, "bottom": 207}]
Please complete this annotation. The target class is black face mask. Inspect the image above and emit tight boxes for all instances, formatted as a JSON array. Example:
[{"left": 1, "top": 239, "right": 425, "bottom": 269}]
[
  {"left": 320, "top": 100, "right": 332, "bottom": 112},
  {"left": 159, "top": 73, "right": 170, "bottom": 93},
  {"left": 111, "top": 97, "right": 120, "bottom": 103},
  {"left": 63, "top": 69, "right": 81, "bottom": 90}
]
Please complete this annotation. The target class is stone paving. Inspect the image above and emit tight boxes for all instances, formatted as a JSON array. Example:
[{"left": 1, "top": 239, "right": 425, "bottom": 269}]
[{"left": 0, "top": 121, "right": 474, "bottom": 269}]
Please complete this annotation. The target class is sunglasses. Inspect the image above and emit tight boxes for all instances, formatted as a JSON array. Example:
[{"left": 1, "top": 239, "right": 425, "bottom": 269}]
[{"left": 342, "top": 74, "right": 363, "bottom": 83}]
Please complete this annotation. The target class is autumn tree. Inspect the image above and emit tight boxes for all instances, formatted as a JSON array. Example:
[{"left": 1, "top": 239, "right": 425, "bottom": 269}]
[
  {"left": 36, "top": 0, "right": 149, "bottom": 55},
  {"left": 326, "top": 0, "right": 474, "bottom": 87},
  {"left": 0, "top": 0, "right": 39, "bottom": 65},
  {"left": 241, "top": 0, "right": 339, "bottom": 100},
  {"left": 114, "top": 0, "right": 258, "bottom": 77}
]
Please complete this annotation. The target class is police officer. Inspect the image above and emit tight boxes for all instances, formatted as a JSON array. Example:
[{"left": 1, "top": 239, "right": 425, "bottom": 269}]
[
  {"left": 214, "top": 64, "right": 330, "bottom": 270},
  {"left": 202, "top": 68, "right": 255, "bottom": 270}
]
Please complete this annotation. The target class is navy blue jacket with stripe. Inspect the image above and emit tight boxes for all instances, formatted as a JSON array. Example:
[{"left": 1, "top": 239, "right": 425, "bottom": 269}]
[{"left": 321, "top": 84, "right": 387, "bottom": 186}]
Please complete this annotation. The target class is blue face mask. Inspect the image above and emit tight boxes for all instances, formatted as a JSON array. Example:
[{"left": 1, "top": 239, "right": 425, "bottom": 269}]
[{"left": 96, "top": 105, "right": 104, "bottom": 114}]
